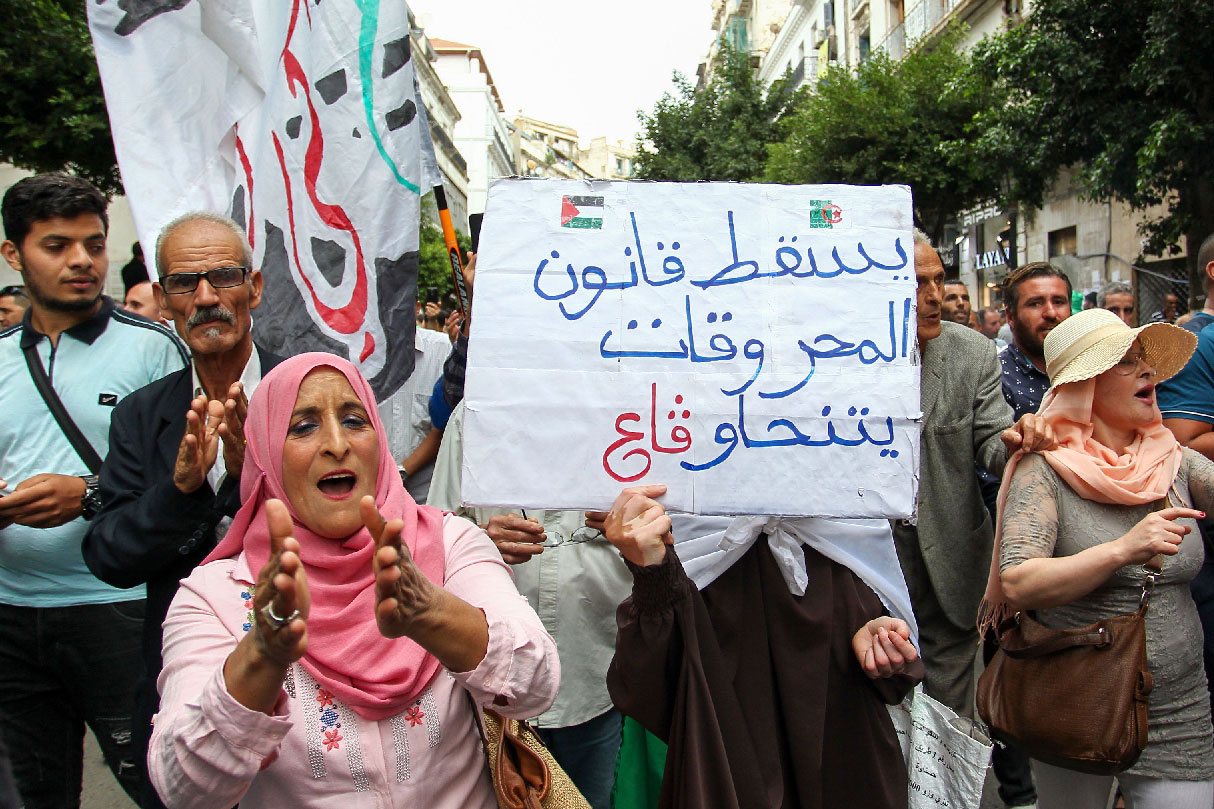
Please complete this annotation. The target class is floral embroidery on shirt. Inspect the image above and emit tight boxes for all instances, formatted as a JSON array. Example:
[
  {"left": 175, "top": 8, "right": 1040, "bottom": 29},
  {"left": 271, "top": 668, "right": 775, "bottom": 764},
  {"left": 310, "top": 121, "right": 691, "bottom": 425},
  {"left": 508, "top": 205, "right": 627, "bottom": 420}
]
[
  {"left": 315, "top": 689, "right": 343, "bottom": 756},
  {"left": 240, "top": 589, "right": 254, "bottom": 632},
  {"left": 405, "top": 703, "right": 424, "bottom": 727}
]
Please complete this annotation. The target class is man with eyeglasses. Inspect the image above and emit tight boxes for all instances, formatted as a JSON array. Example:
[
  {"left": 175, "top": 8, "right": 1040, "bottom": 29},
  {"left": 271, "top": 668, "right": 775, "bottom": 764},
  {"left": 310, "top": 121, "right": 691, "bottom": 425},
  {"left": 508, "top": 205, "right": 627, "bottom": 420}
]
[
  {"left": 83, "top": 211, "right": 282, "bottom": 809},
  {"left": 0, "top": 174, "right": 187, "bottom": 809},
  {"left": 0, "top": 285, "right": 28, "bottom": 329}
]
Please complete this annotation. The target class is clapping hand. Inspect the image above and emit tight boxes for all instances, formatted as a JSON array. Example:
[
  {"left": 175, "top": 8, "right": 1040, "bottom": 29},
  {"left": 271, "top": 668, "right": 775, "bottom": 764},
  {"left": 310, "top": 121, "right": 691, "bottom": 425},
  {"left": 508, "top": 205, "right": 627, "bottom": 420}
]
[
  {"left": 852, "top": 617, "right": 918, "bottom": 679},
  {"left": 251, "top": 499, "right": 310, "bottom": 665},
  {"left": 173, "top": 395, "right": 224, "bottom": 493},
  {"left": 217, "top": 382, "right": 248, "bottom": 481},
  {"left": 364, "top": 496, "right": 438, "bottom": 639}
]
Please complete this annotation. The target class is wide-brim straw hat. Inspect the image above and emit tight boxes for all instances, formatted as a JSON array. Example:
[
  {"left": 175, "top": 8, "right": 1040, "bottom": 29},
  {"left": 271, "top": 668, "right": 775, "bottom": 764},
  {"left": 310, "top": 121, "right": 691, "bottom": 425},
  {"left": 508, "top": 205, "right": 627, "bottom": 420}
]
[{"left": 1043, "top": 307, "right": 1197, "bottom": 388}]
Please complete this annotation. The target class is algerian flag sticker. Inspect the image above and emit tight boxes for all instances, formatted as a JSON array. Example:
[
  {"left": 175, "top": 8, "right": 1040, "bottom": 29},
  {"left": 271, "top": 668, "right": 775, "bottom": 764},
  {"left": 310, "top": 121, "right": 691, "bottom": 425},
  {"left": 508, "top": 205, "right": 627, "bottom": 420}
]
[{"left": 560, "top": 195, "right": 604, "bottom": 229}]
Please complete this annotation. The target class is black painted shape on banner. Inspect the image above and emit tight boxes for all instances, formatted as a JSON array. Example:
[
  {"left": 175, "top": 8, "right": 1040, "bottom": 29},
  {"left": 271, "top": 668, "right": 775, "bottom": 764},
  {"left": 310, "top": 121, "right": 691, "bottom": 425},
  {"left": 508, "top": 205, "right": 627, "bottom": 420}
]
[
  {"left": 316, "top": 70, "right": 347, "bottom": 105},
  {"left": 258, "top": 222, "right": 418, "bottom": 402},
  {"left": 352, "top": 127, "right": 362, "bottom": 139},
  {"left": 230, "top": 186, "right": 245, "bottom": 233},
  {"left": 258, "top": 220, "right": 347, "bottom": 358},
  {"left": 385, "top": 101, "right": 416, "bottom": 132},
  {"left": 309, "top": 237, "right": 346, "bottom": 287},
  {"left": 285, "top": 116, "right": 302, "bottom": 139},
  {"left": 366, "top": 250, "right": 420, "bottom": 401},
  {"left": 113, "top": 0, "right": 193, "bottom": 36},
  {"left": 382, "top": 36, "right": 411, "bottom": 78}
]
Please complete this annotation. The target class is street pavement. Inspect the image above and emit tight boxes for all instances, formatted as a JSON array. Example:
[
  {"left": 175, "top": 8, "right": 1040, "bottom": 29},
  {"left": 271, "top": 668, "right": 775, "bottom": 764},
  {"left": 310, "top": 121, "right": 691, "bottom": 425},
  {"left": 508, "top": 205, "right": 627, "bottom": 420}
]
[{"left": 82, "top": 730, "right": 136, "bottom": 809}]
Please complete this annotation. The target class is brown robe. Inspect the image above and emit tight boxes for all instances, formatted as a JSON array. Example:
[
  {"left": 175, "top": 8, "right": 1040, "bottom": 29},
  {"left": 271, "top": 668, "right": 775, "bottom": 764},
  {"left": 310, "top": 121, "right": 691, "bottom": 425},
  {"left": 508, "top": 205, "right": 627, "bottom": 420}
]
[{"left": 607, "top": 539, "right": 923, "bottom": 809}]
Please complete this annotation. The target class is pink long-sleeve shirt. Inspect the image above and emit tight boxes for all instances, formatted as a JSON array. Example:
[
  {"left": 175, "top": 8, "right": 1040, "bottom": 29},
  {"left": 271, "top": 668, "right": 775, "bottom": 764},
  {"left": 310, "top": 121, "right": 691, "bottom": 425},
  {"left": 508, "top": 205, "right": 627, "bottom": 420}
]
[{"left": 149, "top": 514, "right": 560, "bottom": 809}]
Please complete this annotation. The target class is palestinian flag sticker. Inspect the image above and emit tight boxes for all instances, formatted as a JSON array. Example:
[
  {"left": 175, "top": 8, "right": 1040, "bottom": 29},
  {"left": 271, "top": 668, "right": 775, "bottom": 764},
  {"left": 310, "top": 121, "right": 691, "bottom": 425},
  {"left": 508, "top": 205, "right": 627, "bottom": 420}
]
[{"left": 560, "top": 195, "right": 604, "bottom": 229}]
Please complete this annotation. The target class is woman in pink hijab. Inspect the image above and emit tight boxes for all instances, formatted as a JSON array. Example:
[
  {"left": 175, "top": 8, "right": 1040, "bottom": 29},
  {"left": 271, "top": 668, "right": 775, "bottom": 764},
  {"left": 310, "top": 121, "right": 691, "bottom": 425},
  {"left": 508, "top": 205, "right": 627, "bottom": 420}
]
[
  {"left": 149, "top": 353, "right": 559, "bottom": 809},
  {"left": 982, "top": 309, "right": 1213, "bottom": 808}
]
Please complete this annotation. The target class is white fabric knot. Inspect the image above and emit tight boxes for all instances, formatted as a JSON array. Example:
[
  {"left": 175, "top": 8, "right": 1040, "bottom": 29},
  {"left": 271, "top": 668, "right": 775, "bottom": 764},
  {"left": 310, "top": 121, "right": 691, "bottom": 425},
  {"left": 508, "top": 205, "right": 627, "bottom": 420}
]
[{"left": 671, "top": 514, "right": 918, "bottom": 646}]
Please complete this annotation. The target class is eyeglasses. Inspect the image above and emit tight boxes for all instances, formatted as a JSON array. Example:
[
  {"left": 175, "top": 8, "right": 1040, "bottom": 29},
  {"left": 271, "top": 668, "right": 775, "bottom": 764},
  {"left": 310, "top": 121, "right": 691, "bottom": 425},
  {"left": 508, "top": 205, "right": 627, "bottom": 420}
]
[
  {"left": 1112, "top": 351, "right": 1155, "bottom": 376},
  {"left": 536, "top": 527, "right": 606, "bottom": 549},
  {"left": 161, "top": 266, "right": 249, "bottom": 295}
]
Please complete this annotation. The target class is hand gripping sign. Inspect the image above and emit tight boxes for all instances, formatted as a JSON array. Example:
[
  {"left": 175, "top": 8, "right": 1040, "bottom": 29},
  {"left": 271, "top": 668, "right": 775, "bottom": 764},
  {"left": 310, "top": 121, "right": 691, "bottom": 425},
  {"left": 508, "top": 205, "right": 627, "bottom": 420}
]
[{"left": 463, "top": 180, "right": 921, "bottom": 517}]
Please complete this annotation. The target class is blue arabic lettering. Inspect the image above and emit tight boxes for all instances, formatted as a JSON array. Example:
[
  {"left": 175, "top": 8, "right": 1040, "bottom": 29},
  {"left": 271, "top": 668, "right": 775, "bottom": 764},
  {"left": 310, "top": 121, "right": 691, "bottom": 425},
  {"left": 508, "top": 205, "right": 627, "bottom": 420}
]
[
  {"left": 630, "top": 213, "right": 685, "bottom": 287},
  {"left": 690, "top": 211, "right": 760, "bottom": 289}
]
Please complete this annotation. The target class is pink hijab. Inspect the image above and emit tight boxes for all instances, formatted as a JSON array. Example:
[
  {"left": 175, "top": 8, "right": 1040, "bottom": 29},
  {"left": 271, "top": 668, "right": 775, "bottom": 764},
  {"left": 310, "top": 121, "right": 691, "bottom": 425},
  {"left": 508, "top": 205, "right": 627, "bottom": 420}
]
[
  {"left": 978, "top": 377, "right": 1182, "bottom": 634},
  {"left": 204, "top": 352, "right": 447, "bottom": 719}
]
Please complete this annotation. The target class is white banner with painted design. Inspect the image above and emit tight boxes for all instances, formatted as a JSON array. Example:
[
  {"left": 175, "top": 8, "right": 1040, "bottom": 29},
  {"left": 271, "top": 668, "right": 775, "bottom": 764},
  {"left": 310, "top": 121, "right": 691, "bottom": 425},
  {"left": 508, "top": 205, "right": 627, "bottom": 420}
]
[
  {"left": 463, "top": 180, "right": 922, "bottom": 517},
  {"left": 88, "top": 0, "right": 440, "bottom": 399}
]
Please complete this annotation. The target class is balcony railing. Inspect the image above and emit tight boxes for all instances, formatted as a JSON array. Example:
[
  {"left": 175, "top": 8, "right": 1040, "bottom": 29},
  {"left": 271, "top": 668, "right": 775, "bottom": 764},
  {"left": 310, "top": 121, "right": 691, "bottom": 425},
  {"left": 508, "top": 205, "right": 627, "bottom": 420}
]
[
  {"left": 877, "top": 23, "right": 905, "bottom": 60},
  {"left": 904, "top": 0, "right": 960, "bottom": 42}
]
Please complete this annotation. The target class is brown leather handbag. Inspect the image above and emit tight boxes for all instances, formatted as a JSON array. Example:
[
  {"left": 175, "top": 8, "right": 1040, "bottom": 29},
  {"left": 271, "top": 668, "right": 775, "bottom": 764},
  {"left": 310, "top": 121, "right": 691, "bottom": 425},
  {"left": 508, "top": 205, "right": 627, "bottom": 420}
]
[
  {"left": 468, "top": 696, "right": 591, "bottom": 809},
  {"left": 977, "top": 566, "right": 1157, "bottom": 775}
]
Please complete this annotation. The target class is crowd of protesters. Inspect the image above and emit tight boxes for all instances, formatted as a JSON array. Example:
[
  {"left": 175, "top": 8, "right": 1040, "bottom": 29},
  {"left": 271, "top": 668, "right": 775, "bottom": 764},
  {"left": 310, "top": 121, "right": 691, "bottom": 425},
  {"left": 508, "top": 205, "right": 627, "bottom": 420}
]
[{"left": 2, "top": 171, "right": 1214, "bottom": 809}]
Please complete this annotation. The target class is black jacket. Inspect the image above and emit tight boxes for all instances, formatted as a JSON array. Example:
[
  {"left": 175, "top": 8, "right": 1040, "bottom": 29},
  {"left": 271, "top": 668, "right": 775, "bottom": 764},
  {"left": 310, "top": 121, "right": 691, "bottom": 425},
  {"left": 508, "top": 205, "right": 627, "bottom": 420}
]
[{"left": 82, "top": 345, "right": 284, "bottom": 677}]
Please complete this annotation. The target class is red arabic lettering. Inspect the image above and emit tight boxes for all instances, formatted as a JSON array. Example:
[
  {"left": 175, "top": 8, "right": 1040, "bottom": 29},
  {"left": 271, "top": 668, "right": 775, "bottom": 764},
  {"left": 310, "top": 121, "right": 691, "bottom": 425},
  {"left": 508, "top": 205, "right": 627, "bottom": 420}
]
[
  {"left": 602, "top": 412, "right": 651, "bottom": 482},
  {"left": 603, "top": 384, "right": 693, "bottom": 482}
]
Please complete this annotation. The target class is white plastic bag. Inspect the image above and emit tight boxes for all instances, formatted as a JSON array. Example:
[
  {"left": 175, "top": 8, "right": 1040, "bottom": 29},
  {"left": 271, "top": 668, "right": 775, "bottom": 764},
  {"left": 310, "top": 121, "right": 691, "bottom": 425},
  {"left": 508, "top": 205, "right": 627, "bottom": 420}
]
[{"left": 888, "top": 689, "right": 992, "bottom": 809}]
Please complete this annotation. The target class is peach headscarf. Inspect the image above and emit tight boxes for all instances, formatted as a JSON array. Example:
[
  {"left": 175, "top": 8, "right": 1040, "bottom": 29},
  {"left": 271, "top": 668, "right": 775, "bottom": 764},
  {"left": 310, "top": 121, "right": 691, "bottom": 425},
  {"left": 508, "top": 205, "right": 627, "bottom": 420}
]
[
  {"left": 204, "top": 352, "right": 447, "bottom": 719},
  {"left": 978, "top": 378, "right": 1181, "bottom": 634}
]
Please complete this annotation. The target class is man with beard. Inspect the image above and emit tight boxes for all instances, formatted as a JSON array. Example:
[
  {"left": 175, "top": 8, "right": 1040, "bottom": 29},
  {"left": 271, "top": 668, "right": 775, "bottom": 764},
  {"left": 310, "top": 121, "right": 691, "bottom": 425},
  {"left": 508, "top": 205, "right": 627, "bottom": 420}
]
[
  {"left": 942, "top": 279, "right": 972, "bottom": 324},
  {"left": 998, "top": 262, "right": 1072, "bottom": 419},
  {"left": 0, "top": 174, "right": 187, "bottom": 809},
  {"left": 83, "top": 211, "right": 282, "bottom": 809}
]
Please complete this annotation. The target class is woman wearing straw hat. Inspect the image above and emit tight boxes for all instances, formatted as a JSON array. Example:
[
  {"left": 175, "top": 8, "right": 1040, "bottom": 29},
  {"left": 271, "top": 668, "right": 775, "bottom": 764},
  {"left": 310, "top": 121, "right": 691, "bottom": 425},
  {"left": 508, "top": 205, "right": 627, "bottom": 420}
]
[{"left": 982, "top": 307, "right": 1214, "bottom": 807}]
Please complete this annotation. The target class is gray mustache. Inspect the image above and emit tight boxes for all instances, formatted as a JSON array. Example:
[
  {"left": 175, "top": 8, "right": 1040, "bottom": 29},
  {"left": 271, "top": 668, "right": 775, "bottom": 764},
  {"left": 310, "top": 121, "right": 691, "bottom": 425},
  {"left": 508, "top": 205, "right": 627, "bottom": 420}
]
[{"left": 187, "top": 306, "right": 236, "bottom": 329}]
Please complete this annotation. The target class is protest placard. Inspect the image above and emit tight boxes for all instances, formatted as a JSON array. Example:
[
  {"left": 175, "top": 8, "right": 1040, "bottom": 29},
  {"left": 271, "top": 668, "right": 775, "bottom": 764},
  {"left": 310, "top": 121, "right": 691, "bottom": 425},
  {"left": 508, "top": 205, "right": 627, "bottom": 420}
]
[{"left": 462, "top": 180, "right": 921, "bottom": 517}]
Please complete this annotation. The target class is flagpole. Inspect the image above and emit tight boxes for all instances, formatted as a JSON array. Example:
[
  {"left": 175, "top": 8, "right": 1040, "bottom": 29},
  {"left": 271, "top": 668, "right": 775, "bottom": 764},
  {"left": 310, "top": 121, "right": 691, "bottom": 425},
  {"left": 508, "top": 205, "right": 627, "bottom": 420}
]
[{"left": 433, "top": 185, "right": 471, "bottom": 334}]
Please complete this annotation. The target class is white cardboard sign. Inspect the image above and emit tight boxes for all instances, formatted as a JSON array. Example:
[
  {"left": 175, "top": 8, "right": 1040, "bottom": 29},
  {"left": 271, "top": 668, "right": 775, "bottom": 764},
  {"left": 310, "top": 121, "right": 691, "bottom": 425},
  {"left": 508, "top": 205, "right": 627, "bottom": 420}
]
[{"left": 462, "top": 180, "right": 921, "bottom": 517}]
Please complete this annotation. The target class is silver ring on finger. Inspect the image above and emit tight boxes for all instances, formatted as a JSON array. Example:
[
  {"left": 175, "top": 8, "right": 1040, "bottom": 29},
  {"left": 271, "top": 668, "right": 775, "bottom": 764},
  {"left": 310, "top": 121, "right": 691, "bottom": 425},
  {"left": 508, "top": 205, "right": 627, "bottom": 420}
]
[{"left": 261, "top": 601, "right": 301, "bottom": 630}]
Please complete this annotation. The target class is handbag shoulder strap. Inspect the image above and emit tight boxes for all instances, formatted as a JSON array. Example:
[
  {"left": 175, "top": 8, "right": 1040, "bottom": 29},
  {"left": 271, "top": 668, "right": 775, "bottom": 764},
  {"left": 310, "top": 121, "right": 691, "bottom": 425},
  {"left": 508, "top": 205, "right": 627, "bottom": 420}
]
[
  {"left": 1135, "top": 495, "right": 1175, "bottom": 615},
  {"left": 22, "top": 342, "right": 102, "bottom": 475}
]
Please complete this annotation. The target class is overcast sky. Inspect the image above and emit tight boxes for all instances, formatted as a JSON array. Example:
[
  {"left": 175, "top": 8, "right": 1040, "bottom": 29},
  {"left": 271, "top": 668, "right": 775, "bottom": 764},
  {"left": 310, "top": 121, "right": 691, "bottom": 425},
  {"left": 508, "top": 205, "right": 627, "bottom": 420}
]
[{"left": 410, "top": 0, "right": 716, "bottom": 146}]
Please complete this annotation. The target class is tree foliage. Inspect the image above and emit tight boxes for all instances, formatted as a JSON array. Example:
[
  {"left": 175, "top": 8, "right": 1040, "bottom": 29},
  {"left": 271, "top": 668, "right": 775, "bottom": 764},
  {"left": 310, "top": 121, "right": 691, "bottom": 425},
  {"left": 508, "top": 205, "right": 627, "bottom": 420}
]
[
  {"left": 0, "top": 0, "right": 121, "bottom": 195},
  {"left": 971, "top": 0, "right": 1214, "bottom": 279},
  {"left": 416, "top": 193, "right": 471, "bottom": 302},
  {"left": 635, "top": 46, "right": 803, "bottom": 182},
  {"left": 765, "top": 24, "right": 999, "bottom": 241}
]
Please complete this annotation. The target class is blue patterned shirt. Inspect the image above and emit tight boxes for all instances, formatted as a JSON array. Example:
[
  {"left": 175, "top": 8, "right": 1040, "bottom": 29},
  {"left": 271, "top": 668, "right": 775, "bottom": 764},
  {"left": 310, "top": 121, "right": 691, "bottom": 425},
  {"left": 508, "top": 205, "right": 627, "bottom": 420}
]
[{"left": 999, "top": 341, "right": 1052, "bottom": 420}]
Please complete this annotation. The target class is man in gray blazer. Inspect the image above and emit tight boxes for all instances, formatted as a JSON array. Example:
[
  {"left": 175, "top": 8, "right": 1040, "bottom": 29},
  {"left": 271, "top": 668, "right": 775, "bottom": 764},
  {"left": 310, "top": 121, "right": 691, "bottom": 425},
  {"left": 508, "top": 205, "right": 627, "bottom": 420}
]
[{"left": 897, "top": 234, "right": 1053, "bottom": 719}]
